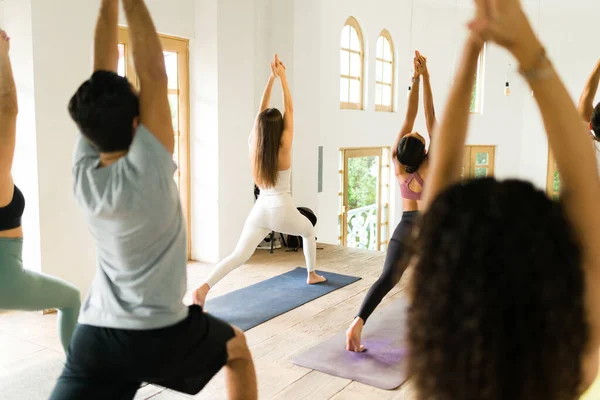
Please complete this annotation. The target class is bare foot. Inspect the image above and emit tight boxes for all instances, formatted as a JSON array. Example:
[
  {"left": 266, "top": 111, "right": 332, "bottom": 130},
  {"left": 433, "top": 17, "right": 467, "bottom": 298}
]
[
  {"left": 346, "top": 317, "right": 365, "bottom": 352},
  {"left": 192, "top": 283, "right": 210, "bottom": 308},
  {"left": 307, "top": 271, "right": 327, "bottom": 284}
]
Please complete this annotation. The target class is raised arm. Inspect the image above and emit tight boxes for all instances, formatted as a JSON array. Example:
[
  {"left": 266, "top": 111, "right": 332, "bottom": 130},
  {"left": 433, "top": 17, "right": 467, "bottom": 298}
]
[
  {"left": 422, "top": 40, "right": 481, "bottom": 207},
  {"left": 0, "top": 31, "right": 17, "bottom": 205},
  {"left": 470, "top": 0, "right": 600, "bottom": 389},
  {"left": 258, "top": 64, "right": 277, "bottom": 114},
  {"left": 276, "top": 56, "right": 294, "bottom": 150},
  {"left": 392, "top": 56, "right": 422, "bottom": 163},
  {"left": 93, "top": 0, "right": 119, "bottom": 73},
  {"left": 122, "top": 0, "right": 174, "bottom": 153},
  {"left": 419, "top": 52, "right": 437, "bottom": 139},
  {"left": 250, "top": 62, "right": 278, "bottom": 145},
  {"left": 578, "top": 59, "right": 600, "bottom": 124}
]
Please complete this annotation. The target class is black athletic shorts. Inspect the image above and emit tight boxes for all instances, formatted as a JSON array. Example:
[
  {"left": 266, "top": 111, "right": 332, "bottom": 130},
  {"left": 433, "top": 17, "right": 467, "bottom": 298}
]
[{"left": 49, "top": 305, "right": 235, "bottom": 400}]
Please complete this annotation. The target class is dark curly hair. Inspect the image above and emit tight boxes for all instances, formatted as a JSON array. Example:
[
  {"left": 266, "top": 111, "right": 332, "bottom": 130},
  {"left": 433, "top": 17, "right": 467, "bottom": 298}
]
[
  {"left": 398, "top": 136, "right": 427, "bottom": 173},
  {"left": 407, "top": 178, "right": 588, "bottom": 400}
]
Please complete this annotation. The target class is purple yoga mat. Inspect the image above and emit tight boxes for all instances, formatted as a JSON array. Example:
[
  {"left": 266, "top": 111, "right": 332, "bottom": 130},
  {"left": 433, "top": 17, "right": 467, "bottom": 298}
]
[{"left": 292, "top": 297, "right": 409, "bottom": 390}]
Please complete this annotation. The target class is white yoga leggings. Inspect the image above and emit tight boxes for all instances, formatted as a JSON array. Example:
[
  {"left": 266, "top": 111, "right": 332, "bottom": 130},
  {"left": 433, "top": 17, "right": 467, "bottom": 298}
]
[{"left": 205, "top": 194, "right": 316, "bottom": 287}]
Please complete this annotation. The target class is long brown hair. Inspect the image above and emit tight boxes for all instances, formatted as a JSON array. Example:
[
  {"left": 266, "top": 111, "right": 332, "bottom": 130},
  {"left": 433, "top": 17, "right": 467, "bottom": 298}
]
[{"left": 253, "top": 108, "right": 284, "bottom": 189}]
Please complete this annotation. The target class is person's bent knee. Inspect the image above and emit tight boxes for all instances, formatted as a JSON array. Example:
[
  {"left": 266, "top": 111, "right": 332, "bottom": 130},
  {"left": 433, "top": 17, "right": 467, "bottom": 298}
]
[{"left": 226, "top": 326, "right": 252, "bottom": 364}]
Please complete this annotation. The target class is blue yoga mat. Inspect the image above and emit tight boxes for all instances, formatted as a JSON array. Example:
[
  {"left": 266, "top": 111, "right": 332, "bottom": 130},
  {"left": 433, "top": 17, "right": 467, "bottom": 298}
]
[{"left": 205, "top": 267, "right": 361, "bottom": 331}]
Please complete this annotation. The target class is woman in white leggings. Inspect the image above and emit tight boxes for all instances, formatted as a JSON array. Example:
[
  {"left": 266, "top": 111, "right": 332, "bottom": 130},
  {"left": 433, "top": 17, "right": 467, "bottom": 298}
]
[{"left": 193, "top": 55, "right": 326, "bottom": 307}]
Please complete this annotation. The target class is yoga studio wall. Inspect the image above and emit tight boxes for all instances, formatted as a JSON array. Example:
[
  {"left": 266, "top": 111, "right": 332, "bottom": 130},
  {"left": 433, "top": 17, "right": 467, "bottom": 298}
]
[
  {"left": 6, "top": 0, "right": 600, "bottom": 298},
  {"left": 4, "top": 0, "right": 195, "bottom": 296},
  {"left": 272, "top": 0, "right": 600, "bottom": 245}
]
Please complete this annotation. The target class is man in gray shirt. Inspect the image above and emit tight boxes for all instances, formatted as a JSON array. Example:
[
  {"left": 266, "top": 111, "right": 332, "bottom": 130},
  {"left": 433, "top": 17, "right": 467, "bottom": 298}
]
[{"left": 49, "top": 1, "right": 257, "bottom": 399}]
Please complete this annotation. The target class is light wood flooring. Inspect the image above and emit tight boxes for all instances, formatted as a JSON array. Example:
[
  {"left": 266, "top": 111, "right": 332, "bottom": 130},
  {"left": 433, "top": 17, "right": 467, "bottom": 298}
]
[
  {"left": 1, "top": 244, "right": 597, "bottom": 399},
  {"left": 0, "top": 244, "right": 413, "bottom": 399}
]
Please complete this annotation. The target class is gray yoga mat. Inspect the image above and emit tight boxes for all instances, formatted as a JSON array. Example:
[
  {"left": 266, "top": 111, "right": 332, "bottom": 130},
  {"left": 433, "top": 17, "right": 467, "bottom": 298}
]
[
  {"left": 206, "top": 267, "right": 361, "bottom": 331},
  {"left": 292, "top": 297, "right": 410, "bottom": 390}
]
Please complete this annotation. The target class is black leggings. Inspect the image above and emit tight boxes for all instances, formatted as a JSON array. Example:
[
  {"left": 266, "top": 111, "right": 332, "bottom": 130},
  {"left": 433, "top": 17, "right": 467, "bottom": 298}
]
[{"left": 357, "top": 211, "right": 418, "bottom": 323}]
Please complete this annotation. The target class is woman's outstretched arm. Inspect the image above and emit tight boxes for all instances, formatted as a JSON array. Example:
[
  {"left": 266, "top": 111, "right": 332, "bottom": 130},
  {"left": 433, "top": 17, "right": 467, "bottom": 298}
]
[
  {"left": 277, "top": 55, "right": 294, "bottom": 150},
  {"left": 392, "top": 54, "right": 422, "bottom": 164},
  {"left": 420, "top": 52, "right": 437, "bottom": 139},
  {"left": 250, "top": 59, "right": 278, "bottom": 145},
  {"left": 258, "top": 64, "right": 277, "bottom": 114},
  {"left": 470, "top": 0, "right": 600, "bottom": 390},
  {"left": 422, "top": 39, "right": 482, "bottom": 208},
  {"left": 0, "top": 30, "right": 18, "bottom": 206}
]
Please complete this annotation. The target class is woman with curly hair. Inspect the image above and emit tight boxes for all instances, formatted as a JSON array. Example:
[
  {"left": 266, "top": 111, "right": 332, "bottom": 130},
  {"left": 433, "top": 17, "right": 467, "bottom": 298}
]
[
  {"left": 407, "top": 1, "right": 600, "bottom": 399},
  {"left": 346, "top": 50, "right": 437, "bottom": 352}
]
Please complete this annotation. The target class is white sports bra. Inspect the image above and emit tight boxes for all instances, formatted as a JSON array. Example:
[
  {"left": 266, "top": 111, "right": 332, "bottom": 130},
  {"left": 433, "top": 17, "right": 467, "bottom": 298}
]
[{"left": 259, "top": 168, "right": 291, "bottom": 196}]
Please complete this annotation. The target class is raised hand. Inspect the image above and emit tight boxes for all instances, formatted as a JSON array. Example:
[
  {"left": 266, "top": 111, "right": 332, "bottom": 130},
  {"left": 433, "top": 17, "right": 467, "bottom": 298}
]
[
  {"left": 0, "top": 30, "right": 10, "bottom": 56},
  {"left": 469, "top": 0, "right": 537, "bottom": 50},
  {"left": 413, "top": 52, "right": 422, "bottom": 78},
  {"left": 274, "top": 54, "right": 286, "bottom": 78},
  {"left": 416, "top": 51, "right": 428, "bottom": 77}
]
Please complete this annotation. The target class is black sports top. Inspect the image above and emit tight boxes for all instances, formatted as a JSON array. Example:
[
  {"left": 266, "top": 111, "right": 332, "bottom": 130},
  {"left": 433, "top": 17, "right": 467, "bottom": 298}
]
[{"left": 0, "top": 185, "right": 25, "bottom": 231}]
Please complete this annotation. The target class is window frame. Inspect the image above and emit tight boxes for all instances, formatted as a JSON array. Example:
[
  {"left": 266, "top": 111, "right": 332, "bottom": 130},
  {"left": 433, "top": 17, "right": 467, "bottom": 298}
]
[
  {"left": 338, "top": 147, "right": 390, "bottom": 251},
  {"left": 375, "top": 29, "right": 395, "bottom": 113},
  {"left": 340, "top": 17, "right": 365, "bottom": 111},
  {"left": 118, "top": 27, "right": 192, "bottom": 258}
]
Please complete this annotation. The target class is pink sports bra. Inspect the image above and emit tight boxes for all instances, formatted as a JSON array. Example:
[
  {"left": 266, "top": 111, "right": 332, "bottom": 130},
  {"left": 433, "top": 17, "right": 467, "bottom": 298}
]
[{"left": 400, "top": 172, "right": 425, "bottom": 201}]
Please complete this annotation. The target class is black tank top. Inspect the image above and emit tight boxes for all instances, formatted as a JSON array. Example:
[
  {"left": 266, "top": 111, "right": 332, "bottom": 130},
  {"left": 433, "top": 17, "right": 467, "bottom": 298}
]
[{"left": 0, "top": 185, "right": 25, "bottom": 231}]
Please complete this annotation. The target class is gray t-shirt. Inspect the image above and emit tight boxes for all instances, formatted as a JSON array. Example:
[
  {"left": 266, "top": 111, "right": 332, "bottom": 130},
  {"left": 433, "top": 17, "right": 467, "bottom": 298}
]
[{"left": 73, "top": 125, "right": 188, "bottom": 330}]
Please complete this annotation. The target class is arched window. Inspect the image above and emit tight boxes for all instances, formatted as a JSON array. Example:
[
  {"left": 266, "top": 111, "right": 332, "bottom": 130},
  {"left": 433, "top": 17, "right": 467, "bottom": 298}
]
[
  {"left": 375, "top": 30, "right": 394, "bottom": 112},
  {"left": 340, "top": 17, "right": 364, "bottom": 110}
]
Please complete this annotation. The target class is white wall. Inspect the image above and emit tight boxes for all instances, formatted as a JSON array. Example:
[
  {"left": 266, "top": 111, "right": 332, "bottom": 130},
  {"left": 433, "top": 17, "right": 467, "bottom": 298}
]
[
  {"left": 7, "top": 0, "right": 600, "bottom": 289},
  {"left": 6, "top": 0, "right": 196, "bottom": 296},
  {"left": 191, "top": 0, "right": 220, "bottom": 262},
  {"left": 215, "top": 0, "right": 260, "bottom": 260},
  {"left": 284, "top": 0, "right": 600, "bottom": 246}
]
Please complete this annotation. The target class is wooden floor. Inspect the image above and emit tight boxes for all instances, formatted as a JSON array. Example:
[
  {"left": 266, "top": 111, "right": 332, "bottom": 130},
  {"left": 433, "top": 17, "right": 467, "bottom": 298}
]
[
  {"left": 1, "top": 244, "right": 597, "bottom": 399},
  {"left": 0, "top": 244, "right": 415, "bottom": 400}
]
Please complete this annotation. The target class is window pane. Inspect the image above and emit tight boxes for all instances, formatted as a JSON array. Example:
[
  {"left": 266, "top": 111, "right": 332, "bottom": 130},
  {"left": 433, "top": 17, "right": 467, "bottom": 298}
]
[
  {"left": 340, "top": 50, "right": 350, "bottom": 76},
  {"left": 383, "top": 62, "right": 392, "bottom": 84},
  {"left": 118, "top": 44, "right": 126, "bottom": 77},
  {"left": 350, "top": 53, "right": 361, "bottom": 78},
  {"left": 168, "top": 93, "right": 179, "bottom": 132},
  {"left": 350, "top": 27, "right": 361, "bottom": 52},
  {"left": 475, "top": 152, "right": 489, "bottom": 165},
  {"left": 164, "top": 51, "right": 178, "bottom": 90},
  {"left": 340, "top": 78, "right": 349, "bottom": 102},
  {"left": 470, "top": 78, "right": 478, "bottom": 113},
  {"left": 341, "top": 25, "right": 351, "bottom": 48},
  {"left": 349, "top": 79, "right": 360, "bottom": 104},
  {"left": 382, "top": 86, "right": 392, "bottom": 107},
  {"left": 376, "top": 36, "right": 384, "bottom": 59},
  {"left": 475, "top": 167, "right": 488, "bottom": 178},
  {"left": 375, "top": 83, "right": 382, "bottom": 106},
  {"left": 375, "top": 60, "right": 383, "bottom": 82},
  {"left": 384, "top": 38, "right": 393, "bottom": 61}
]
